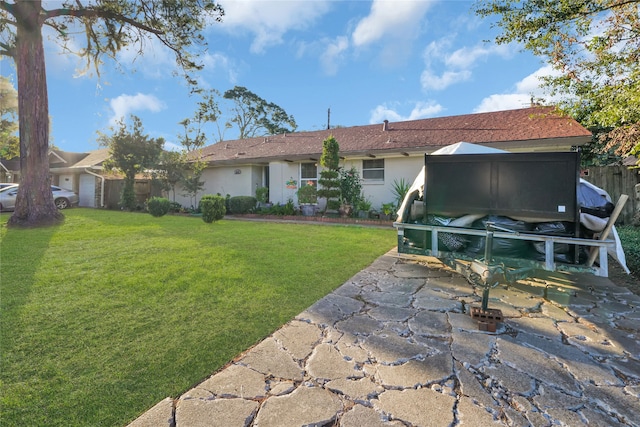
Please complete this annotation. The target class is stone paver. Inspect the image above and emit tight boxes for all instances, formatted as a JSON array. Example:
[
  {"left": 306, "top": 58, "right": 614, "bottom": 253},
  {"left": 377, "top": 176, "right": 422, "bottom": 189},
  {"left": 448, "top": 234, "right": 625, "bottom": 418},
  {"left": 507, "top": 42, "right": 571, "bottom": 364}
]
[{"left": 129, "top": 249, "right": 640, "bottom": 427}]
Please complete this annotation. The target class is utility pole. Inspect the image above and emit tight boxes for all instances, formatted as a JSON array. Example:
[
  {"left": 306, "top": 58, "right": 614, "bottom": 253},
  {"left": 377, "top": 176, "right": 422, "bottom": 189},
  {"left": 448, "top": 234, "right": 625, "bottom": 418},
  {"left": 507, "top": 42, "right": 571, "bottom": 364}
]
[{"left": 327, "top": 108, "right": 331, "bottom": 130}]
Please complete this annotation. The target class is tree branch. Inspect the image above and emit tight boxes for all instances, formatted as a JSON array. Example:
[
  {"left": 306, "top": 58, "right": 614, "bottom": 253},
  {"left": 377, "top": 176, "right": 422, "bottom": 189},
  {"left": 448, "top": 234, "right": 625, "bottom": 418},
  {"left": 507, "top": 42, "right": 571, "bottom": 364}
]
[
  {"left": 0, "top": 41, "right": 14, "bottom": 58},
  {"left": 44, "top": 6, "right": 163, "bottom": 36}
]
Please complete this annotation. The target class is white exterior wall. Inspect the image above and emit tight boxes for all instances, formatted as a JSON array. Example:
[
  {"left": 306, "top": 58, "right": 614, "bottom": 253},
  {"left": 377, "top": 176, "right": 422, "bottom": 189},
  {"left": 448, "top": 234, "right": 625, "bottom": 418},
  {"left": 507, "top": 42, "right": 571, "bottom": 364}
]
[
  {"left": 173, "top": 165, "right": 254, "bottom": 208},
  {"left": 58, "top": 174, "right": 75, "bottom": 191},
  {"left": 341, "top": 156, "right": 424, "bottom": 210},
  {"left": 268, "top": 161, "right": 300, "bottom": 205},
  {"left": 178, "top": 155, "right": 426, "bottom": 210}
]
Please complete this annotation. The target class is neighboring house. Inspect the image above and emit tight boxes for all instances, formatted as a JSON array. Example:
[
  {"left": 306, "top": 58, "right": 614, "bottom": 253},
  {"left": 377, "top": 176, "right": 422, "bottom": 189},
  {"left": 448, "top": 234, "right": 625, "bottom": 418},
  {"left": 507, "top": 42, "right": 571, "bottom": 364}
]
[
  {"left": 176, "top": 106, "right": 592, "bottom": 211},
  {"left": 1, "top": 149, "right": 93, "bottom": 195},
  {"left": 48, "top": 148, "right": 111, "bottom": 208},
  {"left": 0, "top": 148, "right": 152, "bottom": 209}
]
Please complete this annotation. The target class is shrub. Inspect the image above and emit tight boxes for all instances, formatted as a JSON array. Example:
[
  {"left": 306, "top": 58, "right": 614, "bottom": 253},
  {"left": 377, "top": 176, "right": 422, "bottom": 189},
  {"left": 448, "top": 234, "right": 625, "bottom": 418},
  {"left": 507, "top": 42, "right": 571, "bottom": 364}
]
[
  {"left": 318, "top": 170, "right": 340, "bottom": 210},
  {"left": 255, "top": 186, "right": 269, "bottom": 205},
  {"left": 283, "top": 198, "right": 296, "bottom": 215},
  {"left": 199, "top": 194, "right": 226, "bottom": 223},
  {"left": 169, "top": 202, "right": 183, "bottom": 213},
  {"left": 263, "top": 199, "right": 295, "bottom": 216},
  {"left": 228, "top": 196, "right": 257, "bottom": 214},
  {"left": 339, "top": 167, "right": 362, "bottom": 207},
  {"left": 392, "top": 178, "right": 410, "bottom": 208},
  {"left": 297, "top": 184, "right": 318, "bottom": 204},
  {"left": 617, "top": 225, "right": 640, "bottom": 275},
  {"left": 146, "top": 197, "right": 171, "bottom": 217}
]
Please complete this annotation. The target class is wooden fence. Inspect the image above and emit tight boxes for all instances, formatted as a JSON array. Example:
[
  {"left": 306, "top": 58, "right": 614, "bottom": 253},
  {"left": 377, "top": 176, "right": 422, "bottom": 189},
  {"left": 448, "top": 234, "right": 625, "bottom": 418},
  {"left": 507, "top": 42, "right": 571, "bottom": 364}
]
[{"left": 581, "top": 166, "right": 640, "bottom": 225}]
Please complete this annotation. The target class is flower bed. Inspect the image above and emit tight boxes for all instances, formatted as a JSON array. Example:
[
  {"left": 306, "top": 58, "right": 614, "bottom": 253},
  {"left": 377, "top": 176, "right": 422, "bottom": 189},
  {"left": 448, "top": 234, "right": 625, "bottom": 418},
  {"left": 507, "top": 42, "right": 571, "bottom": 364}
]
[{"left": 227, "top": 213, "right": 395, "bottom": 227}]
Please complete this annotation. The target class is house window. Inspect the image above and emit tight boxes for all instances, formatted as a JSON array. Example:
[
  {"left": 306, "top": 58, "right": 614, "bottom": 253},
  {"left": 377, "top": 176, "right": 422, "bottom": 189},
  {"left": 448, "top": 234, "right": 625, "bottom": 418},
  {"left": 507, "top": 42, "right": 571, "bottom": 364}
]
[
  {"left": 362, "top": 159, "right": 384, "bottom": 181},
  {"left": 300, "top": 162, "right": 317, "bottom": 188}
]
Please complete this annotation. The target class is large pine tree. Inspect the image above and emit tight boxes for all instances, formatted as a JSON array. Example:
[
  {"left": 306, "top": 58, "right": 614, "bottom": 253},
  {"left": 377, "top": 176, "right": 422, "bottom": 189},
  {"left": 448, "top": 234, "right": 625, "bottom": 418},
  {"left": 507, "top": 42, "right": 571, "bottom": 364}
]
[{"left": 0, "top": 0, "right": 223, "bottom": 226}]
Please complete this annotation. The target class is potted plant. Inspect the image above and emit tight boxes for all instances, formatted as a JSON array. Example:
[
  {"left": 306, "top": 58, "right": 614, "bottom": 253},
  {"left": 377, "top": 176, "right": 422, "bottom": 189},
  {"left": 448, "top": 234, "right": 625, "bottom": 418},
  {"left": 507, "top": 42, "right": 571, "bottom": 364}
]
[
  {"left": 356, "top": 195, "right": 372, "bottom": 218},
  {"left": 338, "top": 166, "right": 362, "bottom": 217},
  {"left": 297, "top": 184, "right": 317, "bottom": 216},
  {"left": 380, "top": 202, "right": 395, "bottom": 220},
  {"left": 338, "top": 202, "right": 353, "bottom": 218}
]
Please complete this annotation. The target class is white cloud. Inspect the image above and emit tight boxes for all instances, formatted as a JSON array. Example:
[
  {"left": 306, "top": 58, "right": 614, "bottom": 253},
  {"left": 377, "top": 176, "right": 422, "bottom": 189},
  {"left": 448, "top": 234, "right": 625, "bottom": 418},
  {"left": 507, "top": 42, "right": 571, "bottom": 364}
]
[
  {"left": 217, "top": 0, "right": 332, "bottom": 53},
  {"left": 351, "top": 0, "right": 434, "bottom": 47},
  {"left": 370, "top": 100, "right": 443, "bottom": 123},
  {"left": 109, "top": 93, "right": 166, "bottom": 126},
  {"left": 473, "top": 65, "right": 561, "bottom": 113},
  {"left": 473, "top": 94, "right": 533, "bottom": 113},
  {"left": 319, "top": 36, "right": 350, "bottom": 76},
  {"left": 201, "top": 52, "right": 238, "bottom": 83},
  {"left": 445, "top": 43, "right": 512, "bottom": 69},
  {"left": 420, "top": 38, "right": 514, "bottom": 92},
  {"left": 420, "top": 69, "right": 472, "bottom": 91}
]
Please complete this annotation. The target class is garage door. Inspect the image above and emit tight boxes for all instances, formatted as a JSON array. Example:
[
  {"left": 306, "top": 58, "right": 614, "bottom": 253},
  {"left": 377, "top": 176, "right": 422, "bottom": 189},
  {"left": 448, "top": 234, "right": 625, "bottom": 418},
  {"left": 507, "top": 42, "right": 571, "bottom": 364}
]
[{"left": 79, "top": 174, "right": 96, "bottom": 207}]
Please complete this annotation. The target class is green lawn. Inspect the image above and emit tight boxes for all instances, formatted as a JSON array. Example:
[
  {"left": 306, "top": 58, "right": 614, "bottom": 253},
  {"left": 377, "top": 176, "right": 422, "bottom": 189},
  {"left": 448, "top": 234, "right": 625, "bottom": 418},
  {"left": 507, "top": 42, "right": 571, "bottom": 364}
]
[{"left": 0, "top": 209, "right": 397, "bottom": 426}]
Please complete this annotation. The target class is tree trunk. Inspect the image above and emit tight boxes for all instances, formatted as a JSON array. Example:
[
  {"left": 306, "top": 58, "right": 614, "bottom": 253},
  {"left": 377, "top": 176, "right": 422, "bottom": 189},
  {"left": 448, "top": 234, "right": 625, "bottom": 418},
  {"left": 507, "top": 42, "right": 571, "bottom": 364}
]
[{"left": 8, "top": 0, "right": 63, "bottom": 227}]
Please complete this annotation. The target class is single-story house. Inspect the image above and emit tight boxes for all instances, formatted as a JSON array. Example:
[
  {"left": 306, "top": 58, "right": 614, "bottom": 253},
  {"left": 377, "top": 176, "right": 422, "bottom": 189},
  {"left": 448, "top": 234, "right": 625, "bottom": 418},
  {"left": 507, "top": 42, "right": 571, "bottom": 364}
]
[
  {"left": 174, "top": 106, "right": 592, "bottom": 211},
  {"left": 0, "top": 147, "right": 154, "bottom": 209},
  {"left": 0, "top": 106, "right": 592, "bottom": 211}
]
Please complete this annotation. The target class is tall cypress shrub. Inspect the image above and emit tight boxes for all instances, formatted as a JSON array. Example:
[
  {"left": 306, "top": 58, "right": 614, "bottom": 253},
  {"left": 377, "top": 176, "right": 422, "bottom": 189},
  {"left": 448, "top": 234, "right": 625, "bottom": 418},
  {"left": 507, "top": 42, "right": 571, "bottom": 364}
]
[{"left": 317, "top": 135, "right": 341, "bottom": 212}]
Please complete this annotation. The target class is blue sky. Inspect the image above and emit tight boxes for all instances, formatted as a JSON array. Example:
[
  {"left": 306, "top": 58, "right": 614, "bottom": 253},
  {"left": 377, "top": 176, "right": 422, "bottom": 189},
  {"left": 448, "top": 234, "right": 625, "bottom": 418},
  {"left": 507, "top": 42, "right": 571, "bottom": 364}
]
[{"left": 1, "top": 0, "right": 558, "bottom": 153}]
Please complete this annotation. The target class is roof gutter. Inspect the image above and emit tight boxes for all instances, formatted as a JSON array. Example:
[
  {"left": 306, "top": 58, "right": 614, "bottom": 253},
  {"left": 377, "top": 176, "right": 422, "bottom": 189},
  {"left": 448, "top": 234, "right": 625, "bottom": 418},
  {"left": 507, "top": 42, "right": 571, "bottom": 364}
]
[{"left": 84, "top": 168, "right": 105, "bottom": 208}]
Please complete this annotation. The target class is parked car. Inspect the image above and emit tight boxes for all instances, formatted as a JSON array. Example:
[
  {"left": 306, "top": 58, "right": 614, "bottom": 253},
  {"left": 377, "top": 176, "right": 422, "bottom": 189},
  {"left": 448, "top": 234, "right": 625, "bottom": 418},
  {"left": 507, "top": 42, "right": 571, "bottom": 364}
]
[
  {"left": 0, "top": 183, "right": 16, "bottom": 190},
  {"left": 0, "top": 184, "right": 79, "bottom": 211}
]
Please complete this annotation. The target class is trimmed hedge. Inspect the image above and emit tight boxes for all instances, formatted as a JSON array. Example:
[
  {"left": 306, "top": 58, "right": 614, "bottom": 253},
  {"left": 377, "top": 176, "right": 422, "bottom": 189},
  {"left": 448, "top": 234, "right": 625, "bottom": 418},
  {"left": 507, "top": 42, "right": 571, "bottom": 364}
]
[
  {"left": 228, "top": 196, "right": 257, "bottom": 214},
  {"left": 200, "top": 194, "right": 226, "bottom": 223},
  {"left": 146, "top": 197, "right": 171, "bottom": 217}
]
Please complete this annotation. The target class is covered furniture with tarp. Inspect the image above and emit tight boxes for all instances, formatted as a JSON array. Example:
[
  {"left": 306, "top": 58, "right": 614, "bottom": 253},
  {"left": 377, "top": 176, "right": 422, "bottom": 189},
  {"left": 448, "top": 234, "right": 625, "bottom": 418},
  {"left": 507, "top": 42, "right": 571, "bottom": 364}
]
[{"left": 394, "top": 142, "right": 629, "bottom": 281}]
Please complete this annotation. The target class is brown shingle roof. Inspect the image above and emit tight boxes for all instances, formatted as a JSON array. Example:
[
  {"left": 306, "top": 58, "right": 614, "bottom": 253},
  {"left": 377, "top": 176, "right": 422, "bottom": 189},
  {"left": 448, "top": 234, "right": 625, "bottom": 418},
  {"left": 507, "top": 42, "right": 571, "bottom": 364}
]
[{"left": 194, "top": 106, "right": 591, "bottom": 164}]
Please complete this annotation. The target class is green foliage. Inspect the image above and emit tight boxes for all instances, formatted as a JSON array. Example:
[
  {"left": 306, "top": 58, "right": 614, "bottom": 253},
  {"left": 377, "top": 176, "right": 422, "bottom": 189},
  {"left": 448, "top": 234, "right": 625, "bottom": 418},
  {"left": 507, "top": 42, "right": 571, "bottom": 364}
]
[
  {"left": 0, "top": 76, "right": 19, "bottom": 160},
  {"left": 196, "top": 89, "right": 230, "bottom": 143},
  {"left": 99, "top": 115, "right": 164, "bottom": 211},
  {"left": 1, "top": 0, "right": 224, "bottom": 226},
  {"left": 617, "top": 225, "right": 640, "bottom": 276},
  {"left": 317, "top": 135, "right": 341, "bottom": 211},
  {"left": 391, "top": 178, "right": 410, "bottom": 208},
  {"left": 297, "top": 184, "right": 318, "bottom": 204},
  {"left": 381, "top": 203, "right": 395, "bottom": 216},
  {"left": 339, "top": 167, "right": 363, "bottom": 207},
  {"left": 199, "top": 194, "right": 226, "bottom": 223},
  {"left": 146, "top": 197, "right": 171, "bottom": 217},
  {"left": 120, "top": 182, "right": 136, "bottom": 211},
  {"left": 152, "top": 150, "right": 186, "bottom": 202},
  {"left": 356, "top": 195, "right": 372, "bottom": 212},
  {"left": 260, "top": 199, "right": 296, "bottom": 216},
  {"left": 223, "top": 86, "right": 297, "bottom": 138},
  {"left": 228, "top": 196, "right": 257, "bottom": 214},
  {"left": 475, "top": 0, "right": 640, "bottom": 159},
  {"left": 318, "top": 170, "right": 341, "bottom": 210},
  {"left": 3, "top": 1, "right": 225, "bottom": 84},
  {"left": 255, "top": 186, "right": 269, "bottom": 204},
  {"left": 181, "top": 160, "right": 206, "bottom": 208},
  {"left": 282, "top": 198, "right": 296, "bottom": 215},
  {"left": 169, "top": 201, "right": 184, "bottom": 213},
  {"left": 320, "top": 135, "right": 340, "bottom": 170},
  {"left": 0, "top": 209, "right": 396, "bottom": 426}
]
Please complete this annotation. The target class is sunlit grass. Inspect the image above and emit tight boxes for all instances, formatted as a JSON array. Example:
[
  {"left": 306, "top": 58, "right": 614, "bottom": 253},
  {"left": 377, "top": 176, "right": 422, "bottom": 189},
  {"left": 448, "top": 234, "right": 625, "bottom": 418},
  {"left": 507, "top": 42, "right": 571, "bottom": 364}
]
[{"left": 0, "top": 209, "right": 396, "bottom": 426}]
